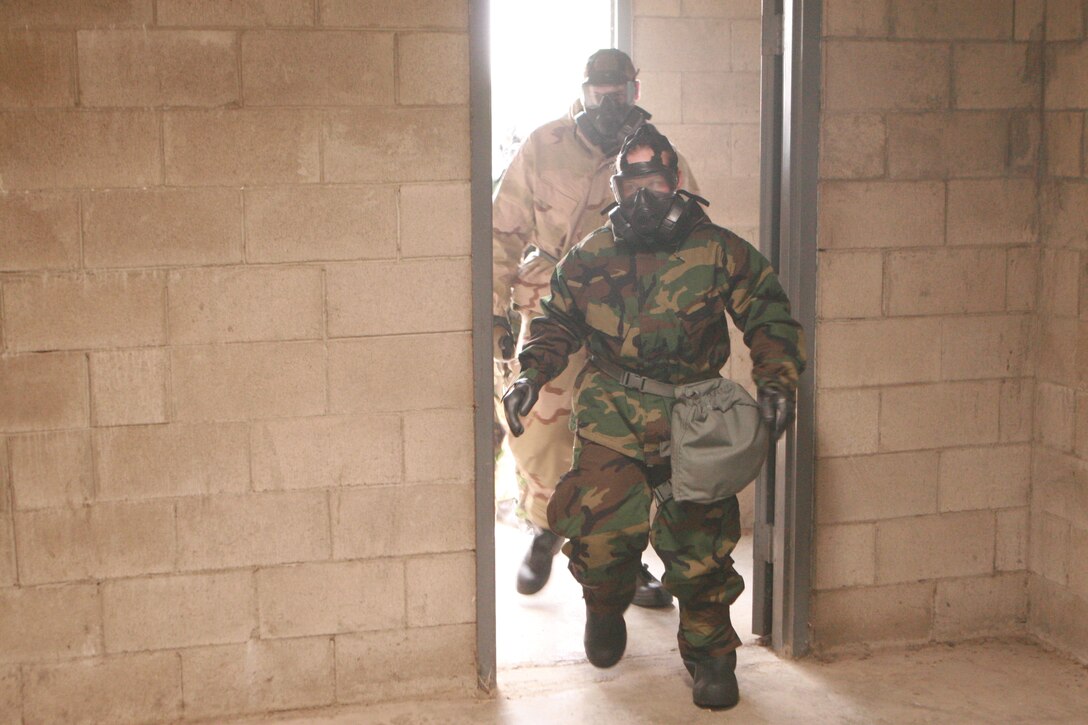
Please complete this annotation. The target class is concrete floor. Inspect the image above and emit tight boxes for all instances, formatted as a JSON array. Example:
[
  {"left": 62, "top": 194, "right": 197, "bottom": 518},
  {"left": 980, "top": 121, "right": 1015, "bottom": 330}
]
[{"left": 219, "top": 520, "right": 1088, "bottom": 723}]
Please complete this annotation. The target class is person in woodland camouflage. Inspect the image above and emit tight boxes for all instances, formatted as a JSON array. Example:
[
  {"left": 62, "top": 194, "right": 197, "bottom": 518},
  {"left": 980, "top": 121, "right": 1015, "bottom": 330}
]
[
  {"left": 502, "top": 125, "right": 805, "bottom": 709},
  {"left": 493, "top": 49, "right": 697, "bottom": 604}
]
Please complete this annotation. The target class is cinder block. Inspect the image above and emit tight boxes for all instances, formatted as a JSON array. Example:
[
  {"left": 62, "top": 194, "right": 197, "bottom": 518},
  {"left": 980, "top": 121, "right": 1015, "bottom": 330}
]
[
  {"left": 886, "top": 112, "right": 1010, "bottom": 179},
  {"left": 252, "top": 415, "right": 401, "bottom": 491},
  {"left": 83, "top": 188, "right": 243, "bottom": 269},
  {"left": 886, "top": 248, "right": 1006, "bottom": 316},
  {"left": 1037, "top": 317, "right": 1077, "bottom": 386},
  {"left": 1042, "top": 181, "right": 1088, "bottom": 249},
  {"left": 1031, "top": 512, "right": 1070, "bottom": 584},
  {"left": 824, "top": 0, "right": 890, "bottom": 37},
  {"left": 891, "top": 0, "right": 1013, "bottom": 39},
  {"left": 245, "top": 186, "right": 397, "bottom": 263},
  {"left": 157, "top": 0, "right": 314, "bottom": 27},
  {"left": 90, "top": 349, "right": 168, "bottom": 427},
  {"left": 0, "top": 110, "right": 159, "bottom": 189},
  {"left": 0, "top": 584, "right": 100, "bottom": 663},
  {"left": 816, "top": 451, "right": 940, "bottom": 523},
  {"left": 257, "top": 560, "right": 404, "bottom": 637},
  {"left": 817, "top": 181, "right": 944, "bottom": 249},
  {"left": 9, "top": 431, "right": 93, "bottom": 510},
  {"left": 164, "top": 110, "right": 320, "bottom": 185},
  {"left": 1005, "top": 246, "right": 1038, "bottom": 313},
  {"left": 399, "top": 183, "right": 470, "bottom": 258},
  {"left": 817, "top": 251, "right": 883, "bottom": 319},
  {"left": 730, "top": 19, "right": 761, "bottom": 72},
  {"left": 1047, "top": 39, "right": 1088, "bottom": 109},
  {"left": 881, "top": 381, "right": 1001, "bottom": 451},
  {"left": 1070, "top": 527, "right": 1088, "bottom": 602},
  {"left": 95, "top": 423, "right": 249, "bottom": 501},
  {"left": 403, "top": 409, "right": 474, "bottom": 482},
  {"left": 635, "top": 0, "right": 680, "bottom": 16},
  {"left": 335, "top": 624, "right": 475, "bottom": 703},
  {"left": 398, "top": 32, "right": 468, "bottom": 105},
  {"left": 326, "top": 259, "right": 471, "bottom": 337},
  {"left": 243, "top": 30, "right": 393, "bottom": 106},
  {"left": 681, "top": 72, "right": 760, "bottom": 123},
  {"left": 815, "top": 523, "right": 876, "bottom": 590},
  {"left": 947, "top": 179, "right": 1037, "bottom": 246},
  {"left": 328, "top": 333, "right": 471, "bottom": 413},
  {"left": 171, "top": 341, "right": 326, "bottom": 421},
  {"left": 825, "top": 41, "right": 949, "bottom": 111},
  {"left": 812, "top": 582, "right": 934, "bottom": 649},
  {"left": 681, "top": 0, "right": 761, "bottom": 17},
  {"left": 1015, "top": 0, "right": 1046, "bottom": 39},
  {"left": 406, "top": 551, "right": 474, "bottom": 626},
  {"left": 22, "top": 652, "right": 181, "bottom": 725},
  {"left": 168, "top": 266, "right": 323, "bottom": 344},
  {"left": 637, "top": 71, "right": 682, "bottom": 124},
  {"left": 875, "top": 510, "right": 995, "bottom": 584},
  {"left": 817, "top": 319, "right": 940, "bottom": 388},
  {"left": 635, "top": 18, "right": 731, "bottom": 72},
  {"left": 819, "top": 113, "right": 885, "bottom": 179},
  {"left": 1035, "top": 381, "right": 1076, "bottom": 452},
  {"left": 995, "top": 507, "right": 1028, "bottom": 571},
  {"left": 697, "top": 178, "right": 760, "bottom": 227},
  {"left": 0, "top": 1, "right": 153, "bottom": 26},
  {"left": 1077, "top": 392, "right": 1088, "bottom": 460},
  {"left": 0, "top": 515, "right": 13, "bottom": 588},
  {"left": 953, "top": 43, "right": 1039, "bottom": 110},
  {"left": 933, "top": 572, "right": 1026, "bottom": 639},
  {"left": 938, "top": 444, "right": 1030, "bottom": 512},
  {"left": 319, "top": 0, "right": 468, "bottom": 29},
  {"left": 1046, "top": 112, "right": 1084, "bottom": 178},
  {"left": 730, "top": 124, "right": 760, "bottom": 178},
  {"left": 1029, "top": 573, "right": 1088, "bottom": 663},
  {"left": 654, "top": 124, "right": 731, "bottom": 180},
  {"left": 939, "top": 314, "right": 1030, "bottom": 381},
  {"left": 1031, "top": 448, "right": 1077, "bottom": 520},
  {"left": 3, "top": 271, "right": 165, "bottom": 353},
  {"left": 324, "top": 108, "right": 469, "bottom": 182},
  {"left": 815, "top": 388, "right": 880, "bottom": 457},
  {"left": 1040, "top": 249, "right": 1082, "bottom": 317},
  {"left": 0, "top": 30, "right": 74, "bottom": 107},
  {"left": 0, "top": 666, "right": 17, "bottom": 725},
  {"left": 332, "top": 483, "right": 473, "bottom": 559},
  {"left": 78, "top": 30, "right": 237, "bottom": 107},
  {"left": 102, "top": 571, "right": 254, "bottom": 652},
  {"left": 181, "top": 638, "right": 334, "bottom": 719},
  {"left": 1048, "top": 0, "right": 1086, "bottom": 39},
  {"left": 15, "top": 501, "right": 175, "bottom": 585},
  {"left": 177, "top": 491, "right": 330, "bottom": 570},
  {"left": 0, "top": 192, "right": 80, "bottom": 272},
  {"left": 0, "top": 353, "right": 88, "bottom": 433}
]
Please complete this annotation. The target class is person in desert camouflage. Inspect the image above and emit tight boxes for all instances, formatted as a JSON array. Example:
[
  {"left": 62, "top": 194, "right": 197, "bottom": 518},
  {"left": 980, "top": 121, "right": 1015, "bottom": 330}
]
[
  {"left": 502, "top": 124, "right": 805, "bottom": 709},
  {"left": 493, "top": 49, "right": 697, "bottom": 606}
]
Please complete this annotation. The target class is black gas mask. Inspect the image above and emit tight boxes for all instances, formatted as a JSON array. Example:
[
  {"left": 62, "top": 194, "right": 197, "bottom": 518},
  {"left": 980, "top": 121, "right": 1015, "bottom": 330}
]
[{"left": 575, "top": 99, "right": 650, "bottom": 156}]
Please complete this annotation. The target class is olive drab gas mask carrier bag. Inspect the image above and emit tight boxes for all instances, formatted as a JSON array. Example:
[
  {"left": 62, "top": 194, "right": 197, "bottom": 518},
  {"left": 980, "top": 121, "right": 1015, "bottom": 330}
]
[{"left": 590, "top": 356, "right": 770, "bottom": 504}]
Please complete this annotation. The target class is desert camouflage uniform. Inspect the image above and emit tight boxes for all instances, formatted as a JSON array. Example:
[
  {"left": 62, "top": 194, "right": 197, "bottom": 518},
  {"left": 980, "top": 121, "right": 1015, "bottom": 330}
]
[
  {"left": 493, "top": 100, "right": 698, "bottom": 528},
  {"left": 517, "top": 205, "right": 805, "bottom": 664}
]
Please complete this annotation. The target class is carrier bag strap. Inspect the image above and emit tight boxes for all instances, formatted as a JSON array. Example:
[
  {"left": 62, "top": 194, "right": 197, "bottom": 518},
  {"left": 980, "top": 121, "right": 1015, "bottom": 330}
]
[{"left": 589, "top": 354, "right": 675, "bottom": 398}]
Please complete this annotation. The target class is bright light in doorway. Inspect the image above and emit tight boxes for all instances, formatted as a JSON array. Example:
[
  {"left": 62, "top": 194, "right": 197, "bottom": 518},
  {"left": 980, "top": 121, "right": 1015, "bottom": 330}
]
[{"left": 490, "top": 0, "right": 614, "bottom": 180}]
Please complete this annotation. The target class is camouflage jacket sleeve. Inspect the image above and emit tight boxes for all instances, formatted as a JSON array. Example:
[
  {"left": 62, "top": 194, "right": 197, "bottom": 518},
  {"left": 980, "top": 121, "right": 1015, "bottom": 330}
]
[
  {"left": 721, "top": 236, "right": 807, "bottom": 392},
  {"left": 492, "top": 139, "right": 538, "bottom": 316},
  {"left": 516, "top": 259, "right": 586, "bottom": 387}
]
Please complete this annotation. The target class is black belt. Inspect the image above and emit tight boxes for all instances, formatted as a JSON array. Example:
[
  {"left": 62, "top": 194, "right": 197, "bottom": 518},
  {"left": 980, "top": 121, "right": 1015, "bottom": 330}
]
[{"left": 589, "top": 355, "right": 676, "bottom": 398}]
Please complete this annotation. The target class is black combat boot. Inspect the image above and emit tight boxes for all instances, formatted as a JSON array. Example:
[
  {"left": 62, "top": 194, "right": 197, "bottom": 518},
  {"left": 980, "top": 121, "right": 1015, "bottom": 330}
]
[
  {"left": 584, "top": 608, "right": 627, "bottom": 668},
  {"left": 516, "top": 527, "right": 563, "bottom": 595},
  {"left": 631, "top": 563, "right": 672, "bottom": 608},
  {"left": 691, "top": 651, "right": 739, "bottom": 709}
]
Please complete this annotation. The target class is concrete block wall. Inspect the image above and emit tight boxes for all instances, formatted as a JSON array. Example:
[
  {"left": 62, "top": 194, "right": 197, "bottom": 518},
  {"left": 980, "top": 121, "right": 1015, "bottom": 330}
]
[
  {"left": 1032, "top": 0, "right": 1088, "bottom": 663},
  {"left": 633, "top": 0, "right": 763, "bottom": 525},
  {"left": 0, "top": 1, "right": 475, "bottom": 722},
  {"left": 812, "top": 0, "right": 1043, "bottom": 650}
]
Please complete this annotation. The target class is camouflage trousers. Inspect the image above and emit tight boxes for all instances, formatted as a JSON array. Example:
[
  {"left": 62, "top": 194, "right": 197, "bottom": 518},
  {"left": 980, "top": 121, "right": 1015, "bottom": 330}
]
[
  {"left": 494, "top": 348, "right": 586, "bottom": 529},
  {"left": 547, "top": 438, "right": 744, "bottom": 663}
]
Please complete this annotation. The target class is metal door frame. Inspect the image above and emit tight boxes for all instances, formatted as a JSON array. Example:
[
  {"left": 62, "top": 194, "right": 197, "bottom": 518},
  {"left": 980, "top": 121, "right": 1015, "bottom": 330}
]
[{"left": 753, "top": 0, "right": 821, "bottom": 657}]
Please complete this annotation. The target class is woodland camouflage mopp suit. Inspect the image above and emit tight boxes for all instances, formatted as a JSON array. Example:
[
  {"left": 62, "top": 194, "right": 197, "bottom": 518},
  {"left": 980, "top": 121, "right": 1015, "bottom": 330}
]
[
  {"left": 502, "top": 124, "right": 805, "bottom": 709},
  {"left": 492, "top": 49, "right": 697, "bottom": 602}
]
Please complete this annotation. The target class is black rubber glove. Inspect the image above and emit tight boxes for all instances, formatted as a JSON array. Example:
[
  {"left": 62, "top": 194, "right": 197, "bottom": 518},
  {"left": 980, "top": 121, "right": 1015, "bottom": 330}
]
[
  {"left": 758, "top": 387, "right": 795, "bottom": 442},
  {"left": 493, "top": 314, "right": 515, "bottom": 361},
  {"left": 502, "top": 378, "right": 539, "bottom": 437}
]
